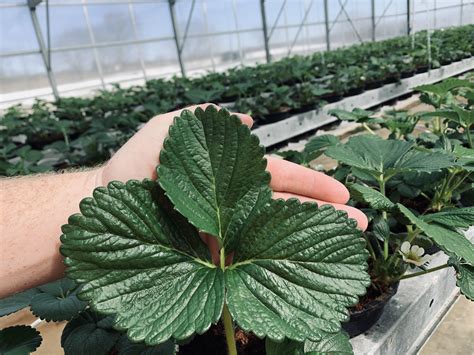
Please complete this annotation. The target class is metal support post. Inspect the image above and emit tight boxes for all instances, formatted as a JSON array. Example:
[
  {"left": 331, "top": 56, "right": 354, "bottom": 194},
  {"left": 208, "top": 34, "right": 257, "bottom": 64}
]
[
  {"left": 168, "top": 0, "right": 186, "bottom": 77},
  {"left": 260, "top": 0, "right": 271, "bottom": 63},
  {"left": 460, "top": 0, "right": 463, "bottom": 25},
  {"left": 407, "top": 0, "right": 411, "bottom": 35},
  {"left": 323, "top": 0, "right": 330, "bottom": 51},
  {"left": 28, "top": 0, "right": 59, "bottom": 99},
  {"left": 371, "top": 0, "right": 376, "bottom": 41}
]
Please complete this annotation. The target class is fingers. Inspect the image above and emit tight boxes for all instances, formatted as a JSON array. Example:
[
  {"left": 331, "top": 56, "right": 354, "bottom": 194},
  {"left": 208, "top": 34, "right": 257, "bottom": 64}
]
[
  {"left": 273, "top": 192, "right": 368, "bottom": 231},
  {"left": 267, "top": 157, "right": 350, "bottom": 204}
]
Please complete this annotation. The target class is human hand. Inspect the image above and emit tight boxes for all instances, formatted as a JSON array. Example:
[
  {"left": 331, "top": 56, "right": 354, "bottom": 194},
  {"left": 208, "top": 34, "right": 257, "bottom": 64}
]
[{"left": 98, "top": 104, "right": 367, "bottom": 250}]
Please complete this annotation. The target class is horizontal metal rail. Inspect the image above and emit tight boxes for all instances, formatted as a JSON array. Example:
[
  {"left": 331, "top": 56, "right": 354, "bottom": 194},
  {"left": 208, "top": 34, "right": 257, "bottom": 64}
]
[{"left": 253, "top": 57, "right": 474, "bottom": 147}]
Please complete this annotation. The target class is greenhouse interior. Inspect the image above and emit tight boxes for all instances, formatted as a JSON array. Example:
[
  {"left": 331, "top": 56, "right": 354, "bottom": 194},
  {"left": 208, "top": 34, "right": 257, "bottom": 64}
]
[{"left": 0, "top": 0, "right": 473, "bottom": 354}]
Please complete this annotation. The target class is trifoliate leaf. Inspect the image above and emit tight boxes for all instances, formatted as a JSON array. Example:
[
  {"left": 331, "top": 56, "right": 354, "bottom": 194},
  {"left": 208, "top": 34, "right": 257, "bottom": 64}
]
[
  {"left": 414, "top": 78, "right": 472, "bottom": 96},
  {"left": 61, "top": 180, "right": 224, "bottom": 345},
  {"left": 29, "top": 278, "right": 87, "bottom": 322},
  {"left": 62, "top": 108, "right": 369, "bottom": 348},
  {"left": 158, "top": 106, "right": 270, "bottom": 248},
  {"left": 0, "top": 289, "right": 40, "bottom": 317},
  {"left": 61, "top": 311, "right": 120, "bottom": 355},
  {"left": 304, "top": 330, "right": 353, "bottom": 354},
  {"left": 0, "top": 325, "right": 42, "bottom": 355},
  {"left": 447, "top": 257, "right": 474, "bottom": 300},
  {"left": 398, "top": 204, "right": 474, "bottom": 264},
  {"left": 349, "top": 183, "right": 395, "bottom": 211},
  {"left": 325, "top": 135, "right": 454, "bottom": 179},
  {"left": 305, "top": 135, "right": 340, "bottom": 153},
  {"left": 226, "top": 199, "right": 369, "bottom": 342},
  {"left": 422, "top": 208, "right": 474, "bottom": 229}
]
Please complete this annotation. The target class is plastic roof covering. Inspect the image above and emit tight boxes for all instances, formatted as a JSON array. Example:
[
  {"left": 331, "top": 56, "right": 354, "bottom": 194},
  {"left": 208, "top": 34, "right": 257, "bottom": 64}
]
[{"left": 0, "top": 0, "right": 472, "bottom": 107}]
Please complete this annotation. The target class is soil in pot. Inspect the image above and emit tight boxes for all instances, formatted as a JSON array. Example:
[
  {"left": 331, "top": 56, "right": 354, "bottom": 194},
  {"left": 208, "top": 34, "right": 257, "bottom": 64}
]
[
  {"left": 342, "top": 282, "right": 400, "bottom": 338},
  {"left": 178, "top": 322, "right": 265, "bottom": 355}
]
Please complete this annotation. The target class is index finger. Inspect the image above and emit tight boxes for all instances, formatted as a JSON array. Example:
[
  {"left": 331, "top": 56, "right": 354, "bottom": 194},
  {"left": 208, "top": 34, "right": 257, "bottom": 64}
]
[{"left": 266, "top": 156, "right": 350, "bottom": 204}]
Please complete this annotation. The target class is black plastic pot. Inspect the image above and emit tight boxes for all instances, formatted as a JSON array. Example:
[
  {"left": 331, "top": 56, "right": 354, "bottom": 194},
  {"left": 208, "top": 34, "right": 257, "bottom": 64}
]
[
  {"left": 260, "top": 109, "right": 292, "bottom": 124},
  {"left": 345, "top": 87, "right": 365, "bottom": 97},
  {"left": 364, "top": 81, "right": 383, "bottom": 90},
  {"left": 320, "top": 92, "right": 344, "bottom": 103},
  {"left": 342, "top": 282, "right": 400, "bottom": 338},
  {"left": 400, "top": 70, "right": 415, "bottom": 79}
]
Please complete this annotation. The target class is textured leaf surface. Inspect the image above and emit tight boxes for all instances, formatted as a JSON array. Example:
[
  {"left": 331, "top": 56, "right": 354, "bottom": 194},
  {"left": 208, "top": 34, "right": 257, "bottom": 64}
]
[
  {"left": 30, "top": 278, "right": 87, "bottom": 322},
  {"left": 447, "top": 257, "right": 474, "bottom": 301},
  {"left": 62, "top": 108, "right": 369, "bottom": 348},
  {"left": 61, "top": 311, "right": 120, "bottom": 355},
  {"left": 0, "top": 325, "right": 42, "bottom": 355},
  {"left": 398, "top": 204, "right": 474, "bottom": 264},
  {"left": 158, "top": 106, "right": 270, "bottom": 246},
  {"left": 422, "top": 208, "right": 474, "bottom": 229},
  {"left": 349, "top": 183, "right": 395, "bottom": 210},
  {"left": 305, "top": 330, "right": 353, "bottom": 354},
  {"left": 226, "top": 199, "right": 369, "bottom": 342},
  {"left": 0, "top": 288, "right": 40, "bottom": 317},
  {"left": 266, "top": 331, "right": 353, "bottom": 355},
  {"left": 325, "top": 135, "right": 453, "bottom": 179},
  {"left": 61, "top": 180, "right": 224, "bottom": 345}
]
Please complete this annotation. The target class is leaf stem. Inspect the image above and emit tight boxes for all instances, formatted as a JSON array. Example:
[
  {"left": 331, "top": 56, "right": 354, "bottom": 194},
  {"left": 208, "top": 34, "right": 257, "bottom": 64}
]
[
  {"left": 400, "top": 263, "right": 450, "bottom": 280},
  {"left": 222, "top": 304, "right": 237, "bottom": 355},
  {"left": 362, "top": 122, "right": 376, "bottom": 135}
]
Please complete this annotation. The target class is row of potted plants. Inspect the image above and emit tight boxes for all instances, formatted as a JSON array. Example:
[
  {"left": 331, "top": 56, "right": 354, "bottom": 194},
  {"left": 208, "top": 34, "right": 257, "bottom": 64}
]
[
  {"left": 1, "top": 25, "right": 473, "bottom": 177},
  {"left": 0, "top": 76, "right": 472, "bottom": 355}
]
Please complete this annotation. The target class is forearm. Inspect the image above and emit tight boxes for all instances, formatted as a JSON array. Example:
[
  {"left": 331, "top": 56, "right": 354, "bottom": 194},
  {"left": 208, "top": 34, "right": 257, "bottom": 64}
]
[{"left": 0, "top": 168, "right": 102, "bottom": 298}]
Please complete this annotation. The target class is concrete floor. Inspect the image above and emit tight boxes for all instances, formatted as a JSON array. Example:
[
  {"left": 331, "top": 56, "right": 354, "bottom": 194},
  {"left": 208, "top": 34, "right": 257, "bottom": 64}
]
[{"left": 419, "top": 296, "right": 474, "bottom": 355}]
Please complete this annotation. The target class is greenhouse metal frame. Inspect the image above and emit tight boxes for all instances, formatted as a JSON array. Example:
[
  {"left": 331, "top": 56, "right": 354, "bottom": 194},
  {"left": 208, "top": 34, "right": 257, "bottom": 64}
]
[{"left": 0, "top": 0, "right": 471, "bottom": 106}]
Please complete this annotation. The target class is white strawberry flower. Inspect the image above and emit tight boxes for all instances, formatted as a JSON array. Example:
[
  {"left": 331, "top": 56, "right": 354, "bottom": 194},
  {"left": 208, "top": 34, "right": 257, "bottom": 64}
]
[{"left": 399, "top": 241, "right": 431, "bottom": 267}]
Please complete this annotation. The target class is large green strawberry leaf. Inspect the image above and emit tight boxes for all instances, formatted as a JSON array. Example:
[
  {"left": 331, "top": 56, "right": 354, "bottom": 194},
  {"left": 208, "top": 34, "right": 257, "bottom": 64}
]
[
  {"left": 62, "top": 108, "right": 369, "bottom": 347},
  {"left": 398, "top": 204, "right": 474, "bottom": 264},
  {"left": 414, "top": 78, "right": 472, "bottom": 96},
  {"left": 158, "top": 106, "right": 270, "bottom": 249},
  {"left": 226, "top": 199, "right": 369, "bottom": 342},
  {"left": 325, "top": 135, "right": 454, "bottom": 180},
  {"left": 0, "top": 325, "right": 42, "bottom": 355},
  {"left": 61, "top": 180, "right": 224, "bottom": 345}
]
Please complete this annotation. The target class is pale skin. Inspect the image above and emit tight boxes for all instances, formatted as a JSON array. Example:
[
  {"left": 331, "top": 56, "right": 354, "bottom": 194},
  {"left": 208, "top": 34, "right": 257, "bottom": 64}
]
[{"left": 0, "top": 104, "right": 367, "bottom": 299}]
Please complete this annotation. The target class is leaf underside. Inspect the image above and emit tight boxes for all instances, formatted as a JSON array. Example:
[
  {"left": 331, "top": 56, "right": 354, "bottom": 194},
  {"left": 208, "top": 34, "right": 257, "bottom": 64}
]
[
  {"left": 398, "top": 204, "right": 474, "bottom": 264},
  {"left": 61, "top": 107, "right": 369, "bottom": 347}
]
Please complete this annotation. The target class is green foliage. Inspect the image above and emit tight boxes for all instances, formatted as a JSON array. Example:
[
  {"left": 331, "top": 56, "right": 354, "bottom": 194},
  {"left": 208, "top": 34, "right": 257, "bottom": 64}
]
[
  {"left": 61, "top": 107, "right": 369, "bottom": 350},
  {"left": 447, "top": 257, "right": 474, "bottom": 301},
  {"left": 397, "top": 204, "right": 474, "bottom": 265},
  {"left": 349, "top": 183, "right": 395, "bottom": 211},
  {"left": 1, "top": 25, "right": 473, "bottom": 177},
  {"left": 29, "top": 278, "right": 87, "bottom": 322},
  {"left": 0, "top": 289, "right": 40, "bottom": 317},
  {"left": 277, "top": 134, "right": 339, "bottom": 167},
  {"left": 0, "top": 325, "right": 42, "bottom": 355},
  {"left": 265, "top": 331, "right": 353, "bottom": 355},
  {"left": 325, "top": 135, "right": 454, "bottom": 181}
]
